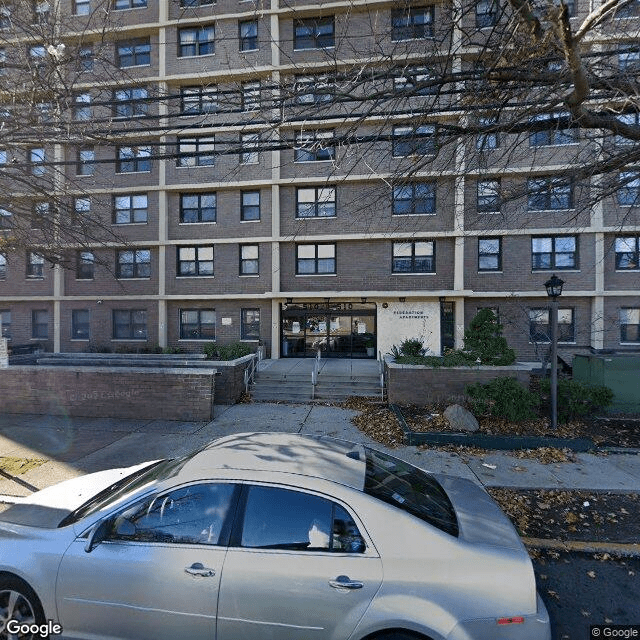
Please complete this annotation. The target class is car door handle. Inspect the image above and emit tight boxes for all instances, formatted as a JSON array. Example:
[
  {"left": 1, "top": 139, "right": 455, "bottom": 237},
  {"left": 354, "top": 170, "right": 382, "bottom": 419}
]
[
  {"left": 329, "top": 575, "right": 364, "bottom": 590},
  {"left": 185, "top": 562, "right": 216, "bottom": 577}
]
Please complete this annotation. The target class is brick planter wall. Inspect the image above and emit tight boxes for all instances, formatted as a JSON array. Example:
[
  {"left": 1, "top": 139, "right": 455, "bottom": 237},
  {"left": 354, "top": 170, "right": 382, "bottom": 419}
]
[
  {"left": 0, "top": 366, "right": 215, "bottom": 421},
  {"left": 386, "top": 362, "right": 533, "bottom": 406},
  {"left": 208, "top": 354, "right": 256, "bottom": 405}
]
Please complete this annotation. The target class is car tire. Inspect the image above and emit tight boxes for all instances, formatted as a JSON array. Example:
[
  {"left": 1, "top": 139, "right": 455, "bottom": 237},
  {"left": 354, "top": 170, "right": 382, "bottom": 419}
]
[
  {"left": 0, "top": 575, "right": 46, "bottom": 638},
  {"left": 375, "top": 633, "right": 433, "bottom": 640}
]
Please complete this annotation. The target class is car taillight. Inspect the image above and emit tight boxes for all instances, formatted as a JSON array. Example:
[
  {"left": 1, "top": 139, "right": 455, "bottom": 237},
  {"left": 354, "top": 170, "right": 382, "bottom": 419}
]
[{"left": 497, "top": 617, "right": 525, "bottom": 625}]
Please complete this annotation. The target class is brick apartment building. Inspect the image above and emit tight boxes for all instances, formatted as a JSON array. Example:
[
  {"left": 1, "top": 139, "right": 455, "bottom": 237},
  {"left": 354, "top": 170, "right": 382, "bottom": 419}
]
[{"left": 0, "top": 0, "right": 638, "bottom": 361}]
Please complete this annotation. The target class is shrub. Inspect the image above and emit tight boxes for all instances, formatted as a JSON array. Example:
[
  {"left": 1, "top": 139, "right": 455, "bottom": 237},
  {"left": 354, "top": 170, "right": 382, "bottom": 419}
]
[
  {"left": 466, "top": 376, "right": 540, "bottom": 422},
  {"left": 203, "top": 341, "right": 254, "bottom": 361},
  {"left": 463, "top": 308, "right": 516, "bottom": 366},
  {"left": 539, "top": 378, "right": 614, "bottom": 422}
]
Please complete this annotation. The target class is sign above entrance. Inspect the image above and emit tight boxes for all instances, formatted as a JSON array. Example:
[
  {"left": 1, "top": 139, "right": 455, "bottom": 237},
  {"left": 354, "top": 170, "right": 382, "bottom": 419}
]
[{"left": 283, "top": 301, "right": 376, "bottom": 313}]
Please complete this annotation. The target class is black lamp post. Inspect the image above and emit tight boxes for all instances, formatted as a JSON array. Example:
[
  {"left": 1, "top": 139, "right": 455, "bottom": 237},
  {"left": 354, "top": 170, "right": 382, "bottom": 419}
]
[{"left": 544, "top": 274, "right": 565, "bottom": 430}]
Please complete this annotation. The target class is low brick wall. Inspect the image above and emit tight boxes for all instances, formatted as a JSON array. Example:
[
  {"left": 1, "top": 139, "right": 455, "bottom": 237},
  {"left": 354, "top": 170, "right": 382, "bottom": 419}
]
[
  {"left": 0, "top": 366, "right": 215, "bottom": 421},
  {"left": 209, "top": 354, "right": 256, "bottom": 405},
  {"left": 386, "top": 362, "right": 533, "bottom": 405}
]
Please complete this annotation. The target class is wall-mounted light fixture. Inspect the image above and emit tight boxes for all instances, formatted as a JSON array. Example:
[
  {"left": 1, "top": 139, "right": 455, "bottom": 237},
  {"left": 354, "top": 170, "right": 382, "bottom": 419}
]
[
  {"left": 399, "top": 297, "right": 406, "bottom": 303},
  {"left": 361, "top": 297, "right": 367, "bottom": 304},
  {"left": 285, "top": 298, "right": 293, "bottom": 304}
]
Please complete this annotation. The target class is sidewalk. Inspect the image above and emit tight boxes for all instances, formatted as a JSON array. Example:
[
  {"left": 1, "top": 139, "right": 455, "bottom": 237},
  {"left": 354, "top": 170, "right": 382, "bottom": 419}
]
[{"left": 1, "top": 402, "right": 639, "bottom": 499}]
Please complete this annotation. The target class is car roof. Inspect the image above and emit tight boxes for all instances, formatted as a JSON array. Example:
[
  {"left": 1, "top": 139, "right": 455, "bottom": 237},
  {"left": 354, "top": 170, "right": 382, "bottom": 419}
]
[{"left": 174, "top": 432, "right": 367, "bottom": 491}]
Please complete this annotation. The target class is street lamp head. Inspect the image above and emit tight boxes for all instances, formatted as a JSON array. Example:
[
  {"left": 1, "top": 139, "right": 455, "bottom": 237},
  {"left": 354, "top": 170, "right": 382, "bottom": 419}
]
[{"left": 544, "top": 274, "right": 565, "bottom": 299}]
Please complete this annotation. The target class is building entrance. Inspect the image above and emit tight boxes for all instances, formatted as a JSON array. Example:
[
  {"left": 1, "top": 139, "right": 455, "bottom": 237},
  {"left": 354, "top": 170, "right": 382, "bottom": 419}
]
[{"left": 281, "top": 302, "right": 377, "bottom": 358}]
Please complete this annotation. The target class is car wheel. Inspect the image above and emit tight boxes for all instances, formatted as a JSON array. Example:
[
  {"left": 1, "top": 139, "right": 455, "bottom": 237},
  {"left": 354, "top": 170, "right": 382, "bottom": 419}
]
[
  {"left": 0, "top": 576, "right": 46, "bottom": 639},
  {"left": 375, "top": 633, "right": 432, "bottom": 640}
]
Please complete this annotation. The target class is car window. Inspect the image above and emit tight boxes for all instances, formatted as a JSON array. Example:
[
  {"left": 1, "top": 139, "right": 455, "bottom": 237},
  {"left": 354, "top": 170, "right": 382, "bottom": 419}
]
[
  {"left": 364, "top": 447, "right": 459, "bottom": 537},
  {"left": 239, "top": 485, "right": 365, "bottom": 553},
  {"left": 108, "top": 483, "right": 237, "bottom": 545}
]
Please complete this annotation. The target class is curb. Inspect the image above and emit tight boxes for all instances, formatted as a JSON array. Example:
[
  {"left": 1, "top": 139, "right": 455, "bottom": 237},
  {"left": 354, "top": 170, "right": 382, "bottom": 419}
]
[{"left": 522, "top": 537, "right": 640, "bottom": 557}]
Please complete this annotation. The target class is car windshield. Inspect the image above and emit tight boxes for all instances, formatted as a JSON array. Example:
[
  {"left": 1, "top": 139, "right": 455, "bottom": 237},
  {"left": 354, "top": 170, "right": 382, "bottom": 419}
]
[
  {"left": 363, "top": 447, "right": 459, "bottom": 537},
  {"left": 58, "top": 455, "right": 192, "bottom": 528}
]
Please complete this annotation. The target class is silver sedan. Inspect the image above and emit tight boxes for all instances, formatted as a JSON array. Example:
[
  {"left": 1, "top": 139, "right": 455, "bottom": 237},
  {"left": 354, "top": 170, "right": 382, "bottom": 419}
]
[{"left": 0, "top": 432, "right": 550, "bottom": 640}]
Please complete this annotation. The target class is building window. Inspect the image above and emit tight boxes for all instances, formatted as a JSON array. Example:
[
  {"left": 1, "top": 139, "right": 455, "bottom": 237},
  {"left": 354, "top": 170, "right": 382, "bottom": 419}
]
[
  {"left": 240, "top": 244, "right": 259, "bottom": 275},
  {"left": 28, "top": 45, "right": 46, "bottom": 67},
  {"left": 0, "top": 6, "right": 9, "bottom": 29},
  {"left": 476, "top": 0, "right": 498, "bottom": 26},
  {"left": 116, "top": 38, "right": 151, "bottom": 68},
  {"left": 177, "top": 137, "right": 215, "bottom": 167},
  {"left": 71, "top": 309, "right": 90, "bottom": 340},
  {"left": 618, "top": 171, "right": 640, "bottom": 206},
  {"left": 114, "top": 194, "right": 148, "bottom": 224},
  {"left": 113, "top": 309, "right": 147, "bottom": 339},
  {"left": 241, "top": 191, "right": 260, "bottom": 221},
  {"left": 0, "top": 208, "right": 11, "bottom": 229},
  {"left": 616, "top": 0, "right": 639, "bottom": 17},
  {"left": 241, "top": 81, "right": 260, "bottom": 111},
  {"left": 392, "top": 182, "right": 435, "bottom": 215},
  {"left": 615, "top": 236, "right": 640, "bottom": 269},
  {"left": 31, "top": 202, "right": 51, "bottom": 230},
  {"left": 76, "top": 147, "right": 95, "bottom": 176},
  {"left": 527, "top": 177, "right": 574, "bottom": 210},
  {"left": 0, "top": 254, "right": 6, "bottom": 280},
  {"left": 27, "top": 252, "right": 45, "bottom": 278},
  {"left": 32, "top": 309, "right": 48, "bottom": 339},
  {"left": 239, "top": 20, "right": 258, "bottom": 51},
  {"left": 180, "top": 0, "right": 215, "bottom": 5},
  {"left": 180, "top": 85, "right": 217, "bottom": 115},
  {"left": 294, "top": 75, "right": 334, "bottom": 104},
  {"left": 74, "top": 0, "right": 90, "bottom": 15},
  {"left": 76, "top": 251, "right": 95, "bottom": 280},
  {"left": 529, "top": 308, "right": 575, "bottom": 343},
  {"left": 177, "top": 246, "right": 214, "bottom": 277},
  {"left": 294, "top": 130, "right": 335, "bottom": 162},
  {"left": 616, "top": 112, "right": 640, "bottom": 145},
  {"left": 294, "top": 17, "right": 335, "bottom": 50},
  {"left": 241, "top": 308, "right": 260, "bottom": 340},
  {"left": 79, "top": 46, "right": 93, "bottom": 72},
  {"left": 240, "top": 133, "right": 259, "bottom": 164},
  {"left": 30, "top": 148, "right": 45, "bottom": 176},
  {"left": 74, "top": 197, "right": 91, "bottom": 222},
  {"left": 392, "top": 125, "right": 437, "bottom": 156},
  {"left": 619, "top": 46, "right": 640, "bottom": 72},
  {"left": 477, "top": 179, "right": 501, "bottom": 212},
  {"left": 296, "top": 186, "right": 336, "bottom": 218},
  {"left": 116, "top": 249, "right": 151, "bottom": 279},
  {"left": 180, "top": 193, "right": 216, "bottom": 223},
  {"left": 114, "top": 0, "right": 147, "bottom": 8},
  {"left": 116, "top": 146, "right": 151, "bottom": 173},
  {"left": 180, "top": 309, "right": 216, "bottom": 340},
  {"left": 620, "top": 308, "right": 640, "bottom": 343},
  {"left": 476, "top": 116, "right": 499, "bottom": 150},
  {"left": 391, "top": 6, "right": 434, "bottom": 41},
  {"left": 296, "top": 243, "right": 336, "bottom": 274},
  {"left": 393, "top": 66, "right": 435, "bottom": 95},
  {"left": 113, "top": 87, "right": 149, "bottom": 118},
  {"left": 531, "top": 236, "right": 577, "bottom": 270},
  {"left": 0, "top": 310, "right": 10, "bottom": 338},
  {"left": 0, "top": 149, "right": 5, "bottom": 164},
  {"left": 73, "top": 93, "right": 92, "bottom": 121},
  {"left": 478, "top": 237, "right": 502, "bottom": 271},
  {"left": 178, "top": 25, "right": 215, "bottom": 57},
  {"left": 529, "top": 112, "right": 577, "bottom": 147},
  {"left": 392, "top": 240, "right": 435, "bottom": 273}
]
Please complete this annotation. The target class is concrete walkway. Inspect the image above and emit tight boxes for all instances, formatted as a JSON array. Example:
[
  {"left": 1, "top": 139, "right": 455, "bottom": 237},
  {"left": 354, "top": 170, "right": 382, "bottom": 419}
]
[
  {"left": 1, "top": 402, "right": 639, "bottom": 499},
  {"left": 257, "top": 357, "right": 382, "bottom": 376}
]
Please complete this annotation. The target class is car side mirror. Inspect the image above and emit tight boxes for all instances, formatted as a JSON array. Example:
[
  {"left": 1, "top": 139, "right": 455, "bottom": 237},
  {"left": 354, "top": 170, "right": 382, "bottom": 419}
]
[{"left": 84, "top": 518, "right": 112, "bottom": 553}]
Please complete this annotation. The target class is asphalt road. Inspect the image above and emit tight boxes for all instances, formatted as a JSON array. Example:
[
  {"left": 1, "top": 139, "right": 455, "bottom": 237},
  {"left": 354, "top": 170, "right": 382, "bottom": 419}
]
[{"left": 533, "top": 552, "right": 640, "bottom": 640}]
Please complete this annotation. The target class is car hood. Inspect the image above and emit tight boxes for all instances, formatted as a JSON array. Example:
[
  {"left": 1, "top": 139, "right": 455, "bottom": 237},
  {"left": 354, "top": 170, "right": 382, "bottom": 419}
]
[
  {"left": 435, "top": 474, "right": 525, "bottom": 551},
  {"left": 0, "top": 461, "right": 158, "bottom": 529}
]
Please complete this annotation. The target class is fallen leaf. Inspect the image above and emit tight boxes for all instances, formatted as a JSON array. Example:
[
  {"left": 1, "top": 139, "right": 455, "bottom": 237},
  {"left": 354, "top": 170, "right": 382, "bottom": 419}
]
[{"left": 587, "top": 571, "right": 596, "bottom": 579}]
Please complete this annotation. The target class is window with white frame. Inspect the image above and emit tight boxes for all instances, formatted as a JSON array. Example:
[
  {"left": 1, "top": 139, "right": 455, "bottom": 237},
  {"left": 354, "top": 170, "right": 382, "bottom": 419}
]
[
  {"left": 241, "top": 308, "right": 260, "bottom": 340},
  {"left": 615, "top": 236, "right": 640, "bottom": 269},
  {"left": 477, "top": 179, "right": 501, "bottom": 212},
  {"left": 0, "top": 254, "right": 6, "bottom": 280},
  {"left": 240, "top": 133, "right": 259, "bottom": 164},
  {"left": 617, "top": 171, "right": 640, "bottom": 206},
  {"left": 527, "top": 177, "right": 573, "bottom": 210},
  {"left": 391, "top": 6, "right": 434, "bottom": 40},
  {"left": 529, "top": 112, "right": 577, "bottom": 147},
  {"left": 294, "top": 130, "right": 335, "bottom": 162},
  {"left": 79, "top": 46, "right": 93, "bottom": 72},
  {"left": 620, "top": 308, "right": 640, "bottom": 343},
  {"left": 529, "top": 308, "right": 575, "bottom": 343},
  {"left": 241, "top": 191, "right": 260, "bottom": 221},
  {"left": 30, "top": 148, "right": 45, "bottom": 176},
  {"left": 27, "top": 252, "right": 45, "bottom": 278},
  {"left": 113, "top": 87, "right": 149, "bottom": 118},
  {"left": 114, "top": 194, "right": 148, "bottom": 224},
  {"left": 74, "top": 0, "right": 90, "bottom": 15},
  {"left": 180, "top": 85, "right": 217, "bottom": 115},
  {"left": 531, "top": 236, "right": 577, "bottom": 270},
  {"left": 74, "top": 197, "right": 91, "bottom": 222},
  {"left": 177, "top": 137, "right": 215, "bottom": 167},
  {"left": 294, "top": 75, "right": 334, "bottom": 104},
  {"left": 116, "top": 38, "right": 150, "bottom": 68},
  {"left": 239, "top": 20, "right": 258, "bottom": 51},
  {"left": 76, "top": 147, "right": 95, "bottom": 176},
  {"left": 478, "top": 237, "right": 502, "bottom": 271},
  {"left": 73, "top": 93, "right": 92, "bottom": 121},
  {"left": 392, "top": 240, "right": 435, "bottom": 273},
  {"left": 296, "top": 243, "right": 336, "bottom": 274},
  {"left": 392, "top": 124, "right": 437, "bottom": 156},
  {"left": 240, "top": 244, "right": 259, "bottom": 275},
  {"left": 180, "top": 193, "right": 216, "bottom": 223},
  {"left": 296, "top": 186, "right": 336, "bottom": 218},
  {"left": 178, "top": 25, "right": 215, "bottom": 57},
  {"left": 180, "top": 309, "right": 215, "bottom": 340},
  {"left": 476, "top": 116, "right": 499, "bottom": 150},
  {"left": 177, "top": 246, "right": 214, "bottom": 277},
  {"left": 241, "top": 81, "right": 260, "bottom": 111},
  {"left": 392, "top": 182, "right": 435, "bottom": 215},
  {"left": 116, "top": 145, "right": 151, "bottom": 173}
]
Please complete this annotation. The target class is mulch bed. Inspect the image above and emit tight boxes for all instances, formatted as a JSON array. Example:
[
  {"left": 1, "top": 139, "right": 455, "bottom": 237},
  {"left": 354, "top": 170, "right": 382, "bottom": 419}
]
[{"left": 487, "top": 488, "right": 640, "bottom": 544}]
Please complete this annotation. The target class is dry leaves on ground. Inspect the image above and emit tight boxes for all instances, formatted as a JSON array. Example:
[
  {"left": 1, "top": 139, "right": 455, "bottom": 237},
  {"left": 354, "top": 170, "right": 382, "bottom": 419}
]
[
  {"left": 0, "top": 457, "right": 47, "bottom": 476},
  {"left": 344, "top": 397, "right": 405, "bottom": 447}
]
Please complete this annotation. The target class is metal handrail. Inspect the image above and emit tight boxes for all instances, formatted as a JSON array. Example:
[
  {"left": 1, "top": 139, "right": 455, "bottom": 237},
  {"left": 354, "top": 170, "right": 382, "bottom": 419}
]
[
  {"left": 244, "top": 354, "right": 258, "bottom": 394},
  {"left": 378, "top": 350, "right": 386, "bottom": 401},
  {"left": 311, "top": 349, "right": 321, "bottom": 399}
]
